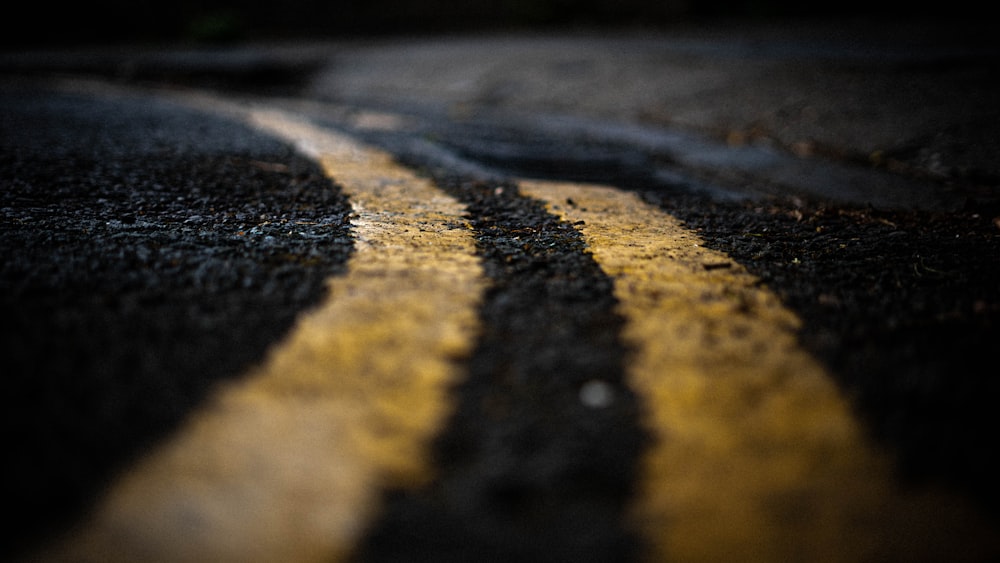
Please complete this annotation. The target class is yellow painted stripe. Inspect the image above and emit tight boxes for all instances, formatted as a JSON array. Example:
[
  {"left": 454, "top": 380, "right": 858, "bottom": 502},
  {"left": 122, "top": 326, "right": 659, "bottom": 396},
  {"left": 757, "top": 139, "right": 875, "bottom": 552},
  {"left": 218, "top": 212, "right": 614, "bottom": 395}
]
[
  {"left": 33, "top": 112, "right": 486, "bottom": 563},
  {"left": 519, "top": 180, "right": 999, "bottom": 563}
]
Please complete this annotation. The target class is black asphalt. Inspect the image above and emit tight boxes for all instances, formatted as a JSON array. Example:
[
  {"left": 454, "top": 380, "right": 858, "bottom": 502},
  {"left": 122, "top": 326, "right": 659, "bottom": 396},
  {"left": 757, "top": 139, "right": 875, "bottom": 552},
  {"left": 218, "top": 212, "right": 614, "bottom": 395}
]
[
  {"left": 351, "top": 174, "right": 647, "bottom": 562},
  {"left": 0, "top": 83, "right": 354, "bottom": 559},
  {"left": 3, "top": 20, "right": 1000, "bottom": 560}
]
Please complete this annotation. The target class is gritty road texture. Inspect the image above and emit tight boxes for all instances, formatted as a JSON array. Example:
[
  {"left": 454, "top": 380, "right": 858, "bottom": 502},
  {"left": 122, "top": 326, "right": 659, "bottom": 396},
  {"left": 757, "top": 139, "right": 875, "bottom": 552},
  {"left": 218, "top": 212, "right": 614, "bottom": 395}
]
[
  {"left": 0, "top": 84, "right": 354, "bottom": 559},
  {"left": 351, "top": 175, "right": 647, "bottom": 562},
  {"left": 2, "top": 19, "right": 1000, "bottom": 561},
  {"left": 673, "top": 192, "right": 1000, "bottom": 516}
]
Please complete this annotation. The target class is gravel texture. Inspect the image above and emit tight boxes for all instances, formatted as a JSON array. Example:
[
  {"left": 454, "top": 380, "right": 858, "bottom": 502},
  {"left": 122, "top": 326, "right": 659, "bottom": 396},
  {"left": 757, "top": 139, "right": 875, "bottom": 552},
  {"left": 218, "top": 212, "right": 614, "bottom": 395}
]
[
  {"left": 0, "top": 84, "right": 353, "bottom": 558},
  {"left": 3, "top": 20, "right": 1000, "bottom": 558}
]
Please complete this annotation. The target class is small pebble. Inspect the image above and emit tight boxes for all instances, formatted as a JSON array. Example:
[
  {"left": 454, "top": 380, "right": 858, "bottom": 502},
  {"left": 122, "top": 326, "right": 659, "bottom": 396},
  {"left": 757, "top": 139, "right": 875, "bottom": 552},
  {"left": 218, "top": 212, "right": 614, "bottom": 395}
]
[{"left": 579, "top": 379, "right": 615, "bottom": 409}]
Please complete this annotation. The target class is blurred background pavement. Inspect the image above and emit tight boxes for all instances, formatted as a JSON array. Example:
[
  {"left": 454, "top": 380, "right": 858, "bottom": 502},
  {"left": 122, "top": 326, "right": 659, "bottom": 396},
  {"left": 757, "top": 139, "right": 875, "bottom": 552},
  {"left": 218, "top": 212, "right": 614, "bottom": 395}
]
[{"left": 2, "top": 1, "right": 998, "bottom": 210}]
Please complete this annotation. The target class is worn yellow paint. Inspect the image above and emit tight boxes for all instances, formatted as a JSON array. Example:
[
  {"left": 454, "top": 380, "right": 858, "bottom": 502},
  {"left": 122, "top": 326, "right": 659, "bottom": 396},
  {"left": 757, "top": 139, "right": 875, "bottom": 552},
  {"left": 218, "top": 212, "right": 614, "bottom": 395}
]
[
  {"left": 519, "top": 180, "right": 1000, "bottom": 563},
  {"left": 32, "top": 111, "right": 486, "bottom": 563}
]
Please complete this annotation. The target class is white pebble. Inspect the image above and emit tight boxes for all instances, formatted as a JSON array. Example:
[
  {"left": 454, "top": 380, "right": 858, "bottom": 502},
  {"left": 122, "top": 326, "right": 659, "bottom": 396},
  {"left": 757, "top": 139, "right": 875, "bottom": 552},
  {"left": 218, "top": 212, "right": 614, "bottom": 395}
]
[{"left": 579, "top": 379, "right": 615, "bottom": 409}]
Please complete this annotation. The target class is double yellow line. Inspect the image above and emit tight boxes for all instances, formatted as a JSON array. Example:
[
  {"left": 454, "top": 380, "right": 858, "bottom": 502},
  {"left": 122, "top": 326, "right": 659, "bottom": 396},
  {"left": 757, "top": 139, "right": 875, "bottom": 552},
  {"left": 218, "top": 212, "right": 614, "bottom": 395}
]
[{"left": 32, "top": 108, "right": 998, "bottom": 563}]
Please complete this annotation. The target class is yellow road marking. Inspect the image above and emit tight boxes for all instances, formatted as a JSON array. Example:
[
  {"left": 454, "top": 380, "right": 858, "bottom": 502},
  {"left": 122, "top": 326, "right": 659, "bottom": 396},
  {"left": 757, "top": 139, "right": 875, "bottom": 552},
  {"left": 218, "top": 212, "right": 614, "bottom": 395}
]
[
  {"left": 32, "top": 111, "right": 486, "bottom": 563},
  {"left": 519, "top": 180, "right": 999, "bottom": 563}
]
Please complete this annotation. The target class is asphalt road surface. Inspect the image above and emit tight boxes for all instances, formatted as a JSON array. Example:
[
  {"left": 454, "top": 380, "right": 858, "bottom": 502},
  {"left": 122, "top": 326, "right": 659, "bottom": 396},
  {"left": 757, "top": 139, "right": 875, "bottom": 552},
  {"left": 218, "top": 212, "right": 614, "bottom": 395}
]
[{"left": 2, "top": 22, "right": 1000, "bottom": 563}]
